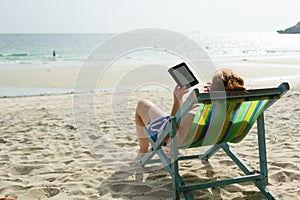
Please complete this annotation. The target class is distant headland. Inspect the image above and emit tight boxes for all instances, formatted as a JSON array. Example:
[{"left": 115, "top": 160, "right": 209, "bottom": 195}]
[{"left": 277, "top": 21, "right": 300, "bottom": 34}]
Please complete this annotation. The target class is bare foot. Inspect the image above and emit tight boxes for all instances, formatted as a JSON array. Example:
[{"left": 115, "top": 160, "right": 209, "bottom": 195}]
[{"left": 0, "top": 195, "right": 18, "bottom": 200}]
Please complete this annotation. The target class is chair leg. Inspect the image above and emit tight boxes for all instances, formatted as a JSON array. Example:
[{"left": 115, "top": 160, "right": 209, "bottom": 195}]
[
  {"left": 221, "top": 142, "right": 278, "bottom": 200},
  {"left": 136, "top": 149, "right": 157, "bottom": 167},
  {"left": 172, "top": 160, "right": 180, "bottom": 199},
  {"left": 257, "top": 113, "right": 268, "bottom": 185},
  {"left": 254, "top": 182, "right": 279, "bottom": 200},
  {"left": 256, "top": 114, "right": 279, "bottom": 200},
  {"left": 219, "top": 113, "right": 278, "bottom": 200},
  {"left": 170, "top": 118, "right": 181, "bottom": 200}
]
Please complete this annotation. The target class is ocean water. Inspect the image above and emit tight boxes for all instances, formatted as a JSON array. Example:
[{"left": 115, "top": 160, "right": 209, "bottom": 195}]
[
  {"left": 191, "top": 32, "right": 300, "bottom": 58},
  {"left": 1, "top": 32, "right": 300, "bottom": 96},
  {"left": 0, "top": 33, "right": 111, "bottom": 70},
  {"left": 1, "top": 32, "right": 300, "bottom": 69}
]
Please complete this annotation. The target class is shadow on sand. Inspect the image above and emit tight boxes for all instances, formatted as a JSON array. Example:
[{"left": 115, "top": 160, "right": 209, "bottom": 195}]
[{"left": 98, "top": 155, "right": 265, "bottom": 200}]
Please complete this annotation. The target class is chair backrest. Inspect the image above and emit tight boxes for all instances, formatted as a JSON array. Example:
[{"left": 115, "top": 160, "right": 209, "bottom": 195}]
[{"left": 176, "top": 82, "right": 289, "bottom": 149}]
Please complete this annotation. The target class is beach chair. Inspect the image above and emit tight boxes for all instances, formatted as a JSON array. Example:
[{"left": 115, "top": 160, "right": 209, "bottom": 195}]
[{"left": 136, "top": 82, "right": 289, "bottom": 200}]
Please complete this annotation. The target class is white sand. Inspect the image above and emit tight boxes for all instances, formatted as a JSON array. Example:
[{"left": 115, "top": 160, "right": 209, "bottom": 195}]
[{"left": 0, "top": 56, "right": 300, "bottom": 199}]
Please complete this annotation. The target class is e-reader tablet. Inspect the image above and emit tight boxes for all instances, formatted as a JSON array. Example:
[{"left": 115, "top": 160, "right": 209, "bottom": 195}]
[{"left": 168, "top": 62, "right": 199, "bottom": 88}]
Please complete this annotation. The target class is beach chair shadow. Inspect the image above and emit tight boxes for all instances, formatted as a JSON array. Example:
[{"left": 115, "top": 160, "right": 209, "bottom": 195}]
[
  {"left": 98, "top": 155, "right": 267, "bottom": 199},
  {"left": 136, "top": 82, "right": 289, "bottom": 200},
  {"left": 98, "top": 155, "right": 222, "bottom": 199}
]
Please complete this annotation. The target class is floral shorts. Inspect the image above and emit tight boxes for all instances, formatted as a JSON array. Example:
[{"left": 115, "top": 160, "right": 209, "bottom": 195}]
[{"left": 147, "top": 115, "right": 170, "bottom": 141}]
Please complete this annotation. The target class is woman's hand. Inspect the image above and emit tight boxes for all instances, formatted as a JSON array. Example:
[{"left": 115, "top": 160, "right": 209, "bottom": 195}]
[
  {"left": 173, "top": 85, "right": 189, "bottom": 104},
  {"left": 170, "top": 85, "right": 189, "bottom": 116}
]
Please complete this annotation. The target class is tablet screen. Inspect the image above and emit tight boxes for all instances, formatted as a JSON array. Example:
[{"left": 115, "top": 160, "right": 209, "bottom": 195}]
[{"left": 168, "top": 62, "right": 199, "bottom": 88}]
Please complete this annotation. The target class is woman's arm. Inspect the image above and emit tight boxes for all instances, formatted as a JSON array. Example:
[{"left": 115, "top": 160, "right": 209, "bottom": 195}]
[{"left": 170, "top": 85, "right": 189, "bottom": 116}]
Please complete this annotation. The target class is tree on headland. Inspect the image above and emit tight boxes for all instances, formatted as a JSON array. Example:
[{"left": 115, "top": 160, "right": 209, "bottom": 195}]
[{"left": 277, "top": 21, "right": 300, "bottom": 34}]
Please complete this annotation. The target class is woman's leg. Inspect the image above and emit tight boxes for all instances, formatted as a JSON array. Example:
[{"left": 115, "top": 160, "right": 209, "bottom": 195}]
[{"left": 135, "top": 99, "right": 166, "bottom": 153}]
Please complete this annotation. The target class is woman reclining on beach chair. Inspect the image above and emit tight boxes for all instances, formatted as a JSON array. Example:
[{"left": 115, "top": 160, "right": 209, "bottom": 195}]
[{"left": 135, "top": 68, "right": 245, "bottom": 153}]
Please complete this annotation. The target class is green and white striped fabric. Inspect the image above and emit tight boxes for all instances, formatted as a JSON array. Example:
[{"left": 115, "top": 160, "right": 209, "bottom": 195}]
[{"left": 179, "top": 97, "right": 275, "bottom": 149}]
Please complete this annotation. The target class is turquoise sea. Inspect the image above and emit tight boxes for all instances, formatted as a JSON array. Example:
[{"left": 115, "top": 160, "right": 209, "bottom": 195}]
[
  {"left": 1, "top": 32, "right": 300, "bottom": 96},
  {"left": 0, "top": 33, "right": 111, "bottom": 70},
  {"left": 1, "top": 32, "right": 300, "bottom": 68}
]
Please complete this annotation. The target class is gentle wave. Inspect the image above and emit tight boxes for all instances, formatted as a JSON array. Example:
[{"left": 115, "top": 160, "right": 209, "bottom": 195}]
[
  {"left": 0, "top": 53, "right": 30, "bottom": 57},
  {"left": 8, "top": 53, "right": 29, "bottom": 57}
]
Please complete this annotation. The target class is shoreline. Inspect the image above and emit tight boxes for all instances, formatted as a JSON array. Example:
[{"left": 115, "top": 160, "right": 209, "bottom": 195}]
[
  {"left": 1, "top": 76, "right": 299, "bottom": 98},
  {"left": 0, "top": 54, "right": 300, "bottom": 97}
]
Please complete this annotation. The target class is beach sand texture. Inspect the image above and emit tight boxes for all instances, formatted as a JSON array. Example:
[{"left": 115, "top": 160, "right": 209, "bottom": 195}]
[{"left": 1, "top": 59, "right": 300, "bottom": 199}]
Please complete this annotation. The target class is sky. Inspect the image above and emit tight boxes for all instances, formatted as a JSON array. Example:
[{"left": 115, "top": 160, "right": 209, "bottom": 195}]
[{"left": 1, "top": 0, "right": 300, "bottom": 33}]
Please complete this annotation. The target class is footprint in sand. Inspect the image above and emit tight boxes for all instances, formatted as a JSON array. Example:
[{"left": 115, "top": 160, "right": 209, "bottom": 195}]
[
  {"left": 10, "top": 165, "right": 41, "bottom": 176},
  {"left": 21, "top": 188, "right": 60, "bottom": 199}
]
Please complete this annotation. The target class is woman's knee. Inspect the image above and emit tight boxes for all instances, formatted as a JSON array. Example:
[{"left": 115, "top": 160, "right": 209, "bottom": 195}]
[
  {"left": 136, "top": 99, "right": 154, "bottom": 115},
  {"left": 136, "top": 99, "right": 152, "bottom": 110},
  {"left": 135, "top": 99, "right": 152, "bottom": 126}
]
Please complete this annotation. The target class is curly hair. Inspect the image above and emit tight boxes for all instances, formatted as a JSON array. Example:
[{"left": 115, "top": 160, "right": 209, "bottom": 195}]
[{"left": 210, "top": 68, "right": 245, "bottom": 91}]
